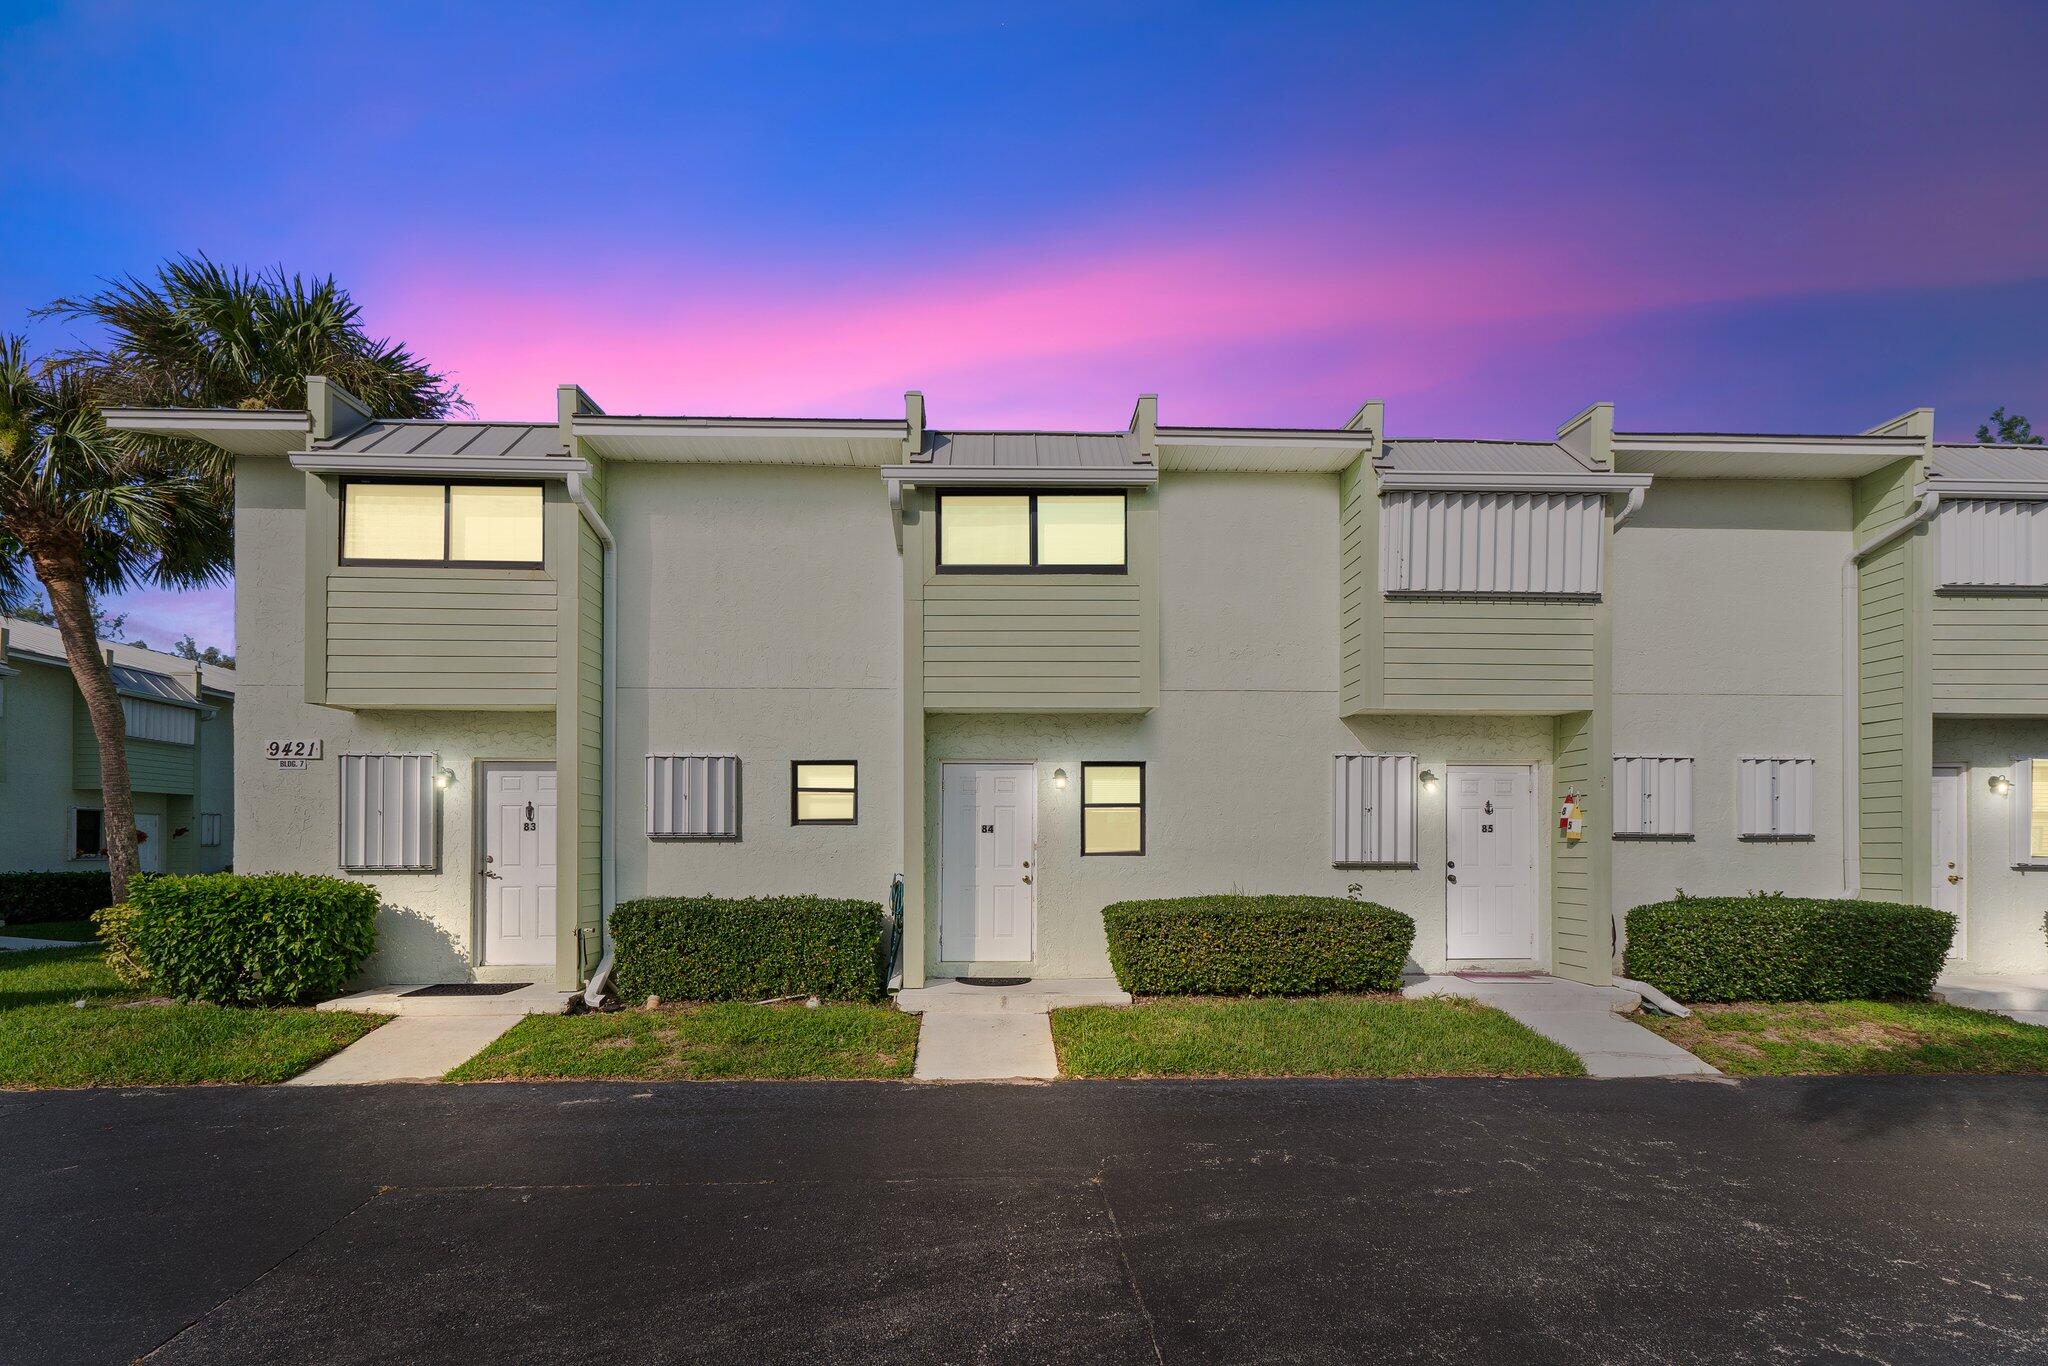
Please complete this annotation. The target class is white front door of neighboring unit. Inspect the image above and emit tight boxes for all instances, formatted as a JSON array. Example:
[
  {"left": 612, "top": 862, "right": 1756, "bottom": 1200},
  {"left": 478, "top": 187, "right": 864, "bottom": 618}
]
[
  {"left": 1445, "top": 765, "right": 1538, "bottom": 960},
  {"left": 940, "top": 762, "right": 1037, "bottom": 963},
  {"left": 481, "top": 764, "right": 557, "bottom": 968},
  {"left": 134, "top": 813, "right": 165, "bottom": 874},
  {"left": 1932, "top": 764, "right": 1967, "bottom": 960}
]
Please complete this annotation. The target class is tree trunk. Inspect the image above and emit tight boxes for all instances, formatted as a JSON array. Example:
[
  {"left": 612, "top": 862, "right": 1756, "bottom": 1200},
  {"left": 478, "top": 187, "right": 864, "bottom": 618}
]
[{"left": 35, "top": 553, "right": 140, "bottom": 903}]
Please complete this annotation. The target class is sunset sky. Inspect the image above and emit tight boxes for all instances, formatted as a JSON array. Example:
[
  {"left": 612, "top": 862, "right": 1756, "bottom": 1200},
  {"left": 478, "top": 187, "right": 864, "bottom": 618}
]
[{"left": 4, "top": 0, "right": 2046, "bottom": 650}]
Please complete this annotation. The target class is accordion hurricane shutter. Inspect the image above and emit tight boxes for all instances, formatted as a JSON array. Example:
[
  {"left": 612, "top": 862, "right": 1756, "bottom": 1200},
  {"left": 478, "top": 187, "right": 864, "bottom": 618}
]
[
  {"left": 1379, "top": 491, "right": 1603, "bottom": 595},
  {"left": 1332, "top": 754, "right": 1418, "bottom": 866},
  {"left": 1737, "top": 757, "right": 1815, "bottom": 840},
  {"left": 646, "top": 755, "right": 741, "bottom": 838},
  {"left": 1612, "top": 756, "right": 1694, "bottom": 837},
  {"left": 339, "top": 754, "right": 437, "bottom": 870}
]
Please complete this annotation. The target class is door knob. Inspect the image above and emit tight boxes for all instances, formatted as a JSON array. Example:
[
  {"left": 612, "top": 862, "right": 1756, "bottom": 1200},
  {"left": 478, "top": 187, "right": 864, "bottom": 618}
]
[
  {"left": 1446, "top": 873, "right": 1458, "bottom": 884},
  {"left": 1947, "top": 874, "right": 1962, "bottom": 884},
  {"left": 1021, "top": 875, "right": 1032, "bottom": 885}
]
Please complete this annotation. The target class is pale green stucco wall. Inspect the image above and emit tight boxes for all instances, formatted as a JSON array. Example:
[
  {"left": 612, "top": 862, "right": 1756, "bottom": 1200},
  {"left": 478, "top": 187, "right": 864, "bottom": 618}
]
[
  {"left": 1610, "top": 479, "right": 1853, "bottom": 909},
  {"left": 1933, "top": 717, "right": 2048, "bottom": 975}
]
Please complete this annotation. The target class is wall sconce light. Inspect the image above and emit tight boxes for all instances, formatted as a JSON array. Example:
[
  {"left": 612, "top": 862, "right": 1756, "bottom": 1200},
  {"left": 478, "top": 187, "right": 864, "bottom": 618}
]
[
  {"left": 1990, "top": 774, "right": 2014, "bottom": 797},
  {"left": 1419, "top": 769, "right": 1439, "bottom": 793},
  {"left": 435, "top": 768, "right": 456, "bottom": 791},
  {"left": 1052, "top": 767, "right": 1069, "bottom": 790}
]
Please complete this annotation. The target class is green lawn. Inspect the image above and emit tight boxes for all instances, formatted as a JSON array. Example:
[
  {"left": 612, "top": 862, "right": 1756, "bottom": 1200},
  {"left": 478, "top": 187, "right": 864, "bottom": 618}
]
[
  {"left": 0, "top": 945, "right": 383, "bottom": 1089},
  {"left": 1, "top": 920, "right": 99, "bottom": 942},
  {"left": 1051, "top": 995, "right": 1586, "bottom": 1079},
  {"left": 1638, "top": 1000, "right": 2048, "bottom": 1076},
  {"left": 448, "top": 1001, "right": 921, "bottom": 1081}
]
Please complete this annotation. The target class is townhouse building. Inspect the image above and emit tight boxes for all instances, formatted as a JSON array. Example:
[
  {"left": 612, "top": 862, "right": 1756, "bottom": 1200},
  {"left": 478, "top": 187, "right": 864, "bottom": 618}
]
[
  {"left": 0, "top": 616, "right": 235, "bottom": 875},
  {"left": 109, "top": 383, "right": 2048, "bottom": 990}
]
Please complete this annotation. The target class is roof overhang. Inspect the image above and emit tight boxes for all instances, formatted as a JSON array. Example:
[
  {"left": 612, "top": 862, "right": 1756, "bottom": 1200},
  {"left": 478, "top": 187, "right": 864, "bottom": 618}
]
[
  {"left": 1156, "top": 426, "right": 1373, "bottom": 472},
  {"left": 879, "top": 465, "right": 1158, "bottom": 488},
  {"left": 103, "top": 407, "right": 311, "bottom": 457},
  {"left": 1920, "top": 479, "right": 2048, "bottom": 502},
  {"left": 289, "top": 452, "right": 590, "bottom": 480},
  {"left": 1612, "top": 432, "right": 1923, "bottom": 480},
  {"left": 1376, "top": 471, "right": 1653, "bottom": 494},
  {"left": 574, "top": 415, "right": 908, "bottom": 465}
]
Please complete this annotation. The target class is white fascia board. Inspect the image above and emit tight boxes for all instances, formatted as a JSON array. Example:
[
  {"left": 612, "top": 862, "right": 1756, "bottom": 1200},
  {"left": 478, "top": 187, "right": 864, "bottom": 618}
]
[
  {"left": 1375, "top": 471, "right": 1652, "bottom": 493},
  {"left": 103, "top": 407, "right": 311, "bottom": 457},
  {"left": 1156, "top": 426, "right": 1373, "bottom": 472},
  {"left": 1919, "top": 479, "right": 2048, "bottom": 501},
  {"left": 1613, "top": 432, "right": 1924, "bottom": 457},
  {"left": 574, "top": 414, "right": 909, "bottom": 464},
  {"left": 289, "top": 453, "right": 591, "bottom": 479},
  {"left": 878, "top": 464, "right": 1158, "bottom": 487}
]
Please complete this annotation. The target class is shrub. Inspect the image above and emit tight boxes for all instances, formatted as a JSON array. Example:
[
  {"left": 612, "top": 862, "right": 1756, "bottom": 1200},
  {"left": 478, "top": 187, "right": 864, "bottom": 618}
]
[
  {"left": 125, "top": 873, "right": 379, "bottom": 1006},
  {"left": 609, "top": 895, "right": 889, "bottom": 1003},
  {"left": 1103, "top": 895, "right": 1415, "bottom": 996},
  {"left": 1625, "top": 894, "right": 1954, "bottom": 1003},
  {"left": 93, "top": 903, "right": 151, "bottom": 988},
  {"left": 0, "top": 870, "right": 114, "bottom": 923}
]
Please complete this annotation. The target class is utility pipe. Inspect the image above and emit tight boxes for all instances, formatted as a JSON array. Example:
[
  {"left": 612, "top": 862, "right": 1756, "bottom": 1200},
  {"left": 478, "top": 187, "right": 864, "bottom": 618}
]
[
  {"left": 566, "top": 474, "right": 619, "bottom": 1008},
  {"left": 1839, "top": 491, "right": 1940, "bottom": 896}
]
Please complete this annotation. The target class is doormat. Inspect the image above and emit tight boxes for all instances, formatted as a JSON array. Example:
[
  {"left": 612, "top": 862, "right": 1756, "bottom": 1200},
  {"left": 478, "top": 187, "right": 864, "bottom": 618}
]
[
  {"left": 1450, "top": 971, "right": 1549, "bottom": 983},
  {"left": 404, "top": 982, "right": 531, "bottom": 997},
  {"left": 957, "top": 977, "right": 1032, "bottom": 988}
]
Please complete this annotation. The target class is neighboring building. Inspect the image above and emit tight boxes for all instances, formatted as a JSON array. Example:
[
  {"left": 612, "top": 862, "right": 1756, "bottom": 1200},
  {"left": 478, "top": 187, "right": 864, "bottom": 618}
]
[
  {"left": 0, "top": 616, "right": 234, "bottom": 876},
  {"left": 107, "top": 383, "right": 2048, "bottom": 990}
]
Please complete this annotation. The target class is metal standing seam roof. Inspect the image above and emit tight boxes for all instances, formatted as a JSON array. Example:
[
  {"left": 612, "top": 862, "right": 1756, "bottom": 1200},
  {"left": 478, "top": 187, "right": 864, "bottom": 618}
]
[
  {"left": 1375, "top": 439, "right": 1596, "bottom": 476},
  {"left": 917, "top": 431, "right": 1143, "bottom": 469},
  {"left": 315, "top": 421, "right": 567, "bottom": 461},
  {"left": 1930, "top": 444, "right": 2048, "bottom": 483}
]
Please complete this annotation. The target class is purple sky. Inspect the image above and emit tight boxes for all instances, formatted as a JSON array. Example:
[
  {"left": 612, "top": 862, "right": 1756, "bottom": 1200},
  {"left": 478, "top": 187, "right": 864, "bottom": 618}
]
[{"left": 4, "top": 0, "right": 2046, "bottom": 652}]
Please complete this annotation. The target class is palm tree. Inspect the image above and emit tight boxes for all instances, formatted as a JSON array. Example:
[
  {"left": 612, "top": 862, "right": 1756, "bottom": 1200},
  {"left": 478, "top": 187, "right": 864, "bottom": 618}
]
[
  {"left": 8, "top": 255, "right": 461, "bottom": 900},
  {"left": 0, "top": 339, "right": 231, "bottom": 900}
]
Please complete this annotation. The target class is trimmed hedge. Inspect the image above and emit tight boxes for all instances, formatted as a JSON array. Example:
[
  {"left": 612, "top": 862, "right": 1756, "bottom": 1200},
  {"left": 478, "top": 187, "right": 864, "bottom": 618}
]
[
  {"left": 1625, "top": 895, "right": 1955, "bottom": 1003},
  {"left": 0, "top": 870, "right": 114, "bottom": 923},
  {"left": 122, "top": 873, "right": 380, "bottom": 1006},
  {"left": 610, "top": 895, "right": 889, "bottom": 1003},
  {"left": 1103, "top": 895, "right": 1415, "bottom": 996}
]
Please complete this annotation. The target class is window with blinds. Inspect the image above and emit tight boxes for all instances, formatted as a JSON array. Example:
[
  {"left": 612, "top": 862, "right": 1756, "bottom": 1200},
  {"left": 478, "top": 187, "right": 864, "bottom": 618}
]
[
  {"left": 1736, "top": 756, "right": 1815, "bottom": 840},
  {"left": 1936, "top": 499, "right": 2048, "bottom": 587},
  {"left": 647, "top": 754, "right": 741, "bottom": 838},
  {"left": 1379, "top": 491, "right": 1604, "bottom": 595},
  {"left": 1612, "top": 756, "right": 1694, "bottom": 838},
  {"left": 1332, "top": 753, "right": 1418, "bottom": 867},
  {"left": 339, "top": 753, "right": 439, "bottom": 871}
]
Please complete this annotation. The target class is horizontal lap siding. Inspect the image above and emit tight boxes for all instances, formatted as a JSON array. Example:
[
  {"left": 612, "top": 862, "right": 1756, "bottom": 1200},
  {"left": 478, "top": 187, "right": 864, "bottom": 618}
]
[
  {"left": 326, "top": 571, "right": 558, "bottom": 707},
  {"left": 922, "top": 581, "right": 1145, "bottom": 711},
  {"left": 1931, "top": 597, "right": 2048, "bottom": 713},
  {"left": 1339, "top": 459, "right": 1373, "bottom": 713},
  {"left": 72, "top": 706, "right": 196, "bottom": 795},
  {"left": 1856, "top": 462, "right": 1916, "bottom": 897},
  {"left": 1383, "top": 598, "right": 1596, "bottom": 709}
]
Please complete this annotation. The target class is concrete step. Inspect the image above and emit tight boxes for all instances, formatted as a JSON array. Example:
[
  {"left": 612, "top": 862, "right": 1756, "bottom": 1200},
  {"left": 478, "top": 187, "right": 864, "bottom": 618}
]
[
  {"left": 1937, "top": 974, "right": 2048, "bottom": 1013},
  {"left": 897, "top": 977, "right": 1131, "bottom": 1015}
]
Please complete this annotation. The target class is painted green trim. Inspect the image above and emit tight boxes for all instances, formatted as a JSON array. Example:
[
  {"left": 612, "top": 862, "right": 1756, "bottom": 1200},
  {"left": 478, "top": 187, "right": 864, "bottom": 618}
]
[{"left": 547, "top": 486, "right": 588, "bottom": 991}]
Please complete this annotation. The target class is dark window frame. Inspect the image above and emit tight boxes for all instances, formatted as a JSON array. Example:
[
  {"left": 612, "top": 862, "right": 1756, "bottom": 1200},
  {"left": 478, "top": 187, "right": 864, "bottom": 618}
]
[
  {"left": 934, "top": 488, "right": 1129, "bottom": 574},
  {"left": 338, "top": 478, "right": 547, "bottom": 569},
  {"left": 790, "top": 759, "right": 859, "bottom": 826},
  {"left": 1080, "top": 761, "right": 1146, "bottom": 857},
  {"left": 69, "top": 806, "right": 106, "bottom": 861}
]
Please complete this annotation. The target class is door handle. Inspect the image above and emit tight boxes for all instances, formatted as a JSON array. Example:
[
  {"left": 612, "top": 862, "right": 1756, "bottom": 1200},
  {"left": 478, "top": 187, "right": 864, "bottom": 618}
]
[
  {"left": 481, "top": 869, "right": 501, "bottom": 880},
  {"left": 1947, "top": 874, "right": 1961, "bottom": 884},
  {"left": 1021, "top": 875, "right": 1032, "bottom": 885},
  {"left": 1446, "top": 873, "right": 1457, "bottom": 884}
]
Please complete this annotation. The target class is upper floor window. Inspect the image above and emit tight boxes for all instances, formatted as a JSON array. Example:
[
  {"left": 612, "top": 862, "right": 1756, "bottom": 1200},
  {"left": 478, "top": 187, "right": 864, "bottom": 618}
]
[
  {"left": 341, "top": 481, "right": 544, "bottom": 567},
  {"left": 1380, "top": 491, "right": 1602, "bottom": 595},
  {"left": 936, "top": 491, "right": 1126, "bottom": 572},
  {"left": 1936, "top": 499, "right": 2048, "bottom": 588}
]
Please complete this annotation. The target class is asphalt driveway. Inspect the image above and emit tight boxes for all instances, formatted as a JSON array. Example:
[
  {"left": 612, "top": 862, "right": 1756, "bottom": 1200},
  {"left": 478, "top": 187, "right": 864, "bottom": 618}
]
[{"left": 6, "top": 1077, "right": 2047, "bottom": 1364}]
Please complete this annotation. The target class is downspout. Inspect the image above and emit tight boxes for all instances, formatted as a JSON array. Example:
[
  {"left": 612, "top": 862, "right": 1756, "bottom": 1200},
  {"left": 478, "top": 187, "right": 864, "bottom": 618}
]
[
  {"left": 1611, "top": 484, "right": 1647, "bottom": 528},
  {"left": 1840, "top": 491, "right": 1940, "bottom": 896},
  {"left": 566, "top": 474, "right": 619, "bottom": 1008}
]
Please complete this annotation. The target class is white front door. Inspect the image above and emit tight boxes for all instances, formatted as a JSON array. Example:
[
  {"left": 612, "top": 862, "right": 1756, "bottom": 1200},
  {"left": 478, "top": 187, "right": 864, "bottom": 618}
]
[
  {"left": 134, "top": 813, "right": 164, "bottom": 874},
  {"left": 1932, "top": 764, "right": 1967, "bottom": 959},
  {"left": 940, "top": 762, "right": 1037, "bottom": 963},
  {"left": 1445, "top": 765, "right": 1537, "bottom": 960},
  {"left": 481, "top": 764, "right": 557, "bottom": 968}
]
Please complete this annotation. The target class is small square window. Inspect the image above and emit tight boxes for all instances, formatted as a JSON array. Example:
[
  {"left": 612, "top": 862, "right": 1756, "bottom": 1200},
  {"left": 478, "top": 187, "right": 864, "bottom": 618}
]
[
  {"left": 1081, "top": 762, "right": 1145, "bottom": 856},
  {"left": 69, "top": 808, "right": 105, "bottom": 861},
  {"left": 792, "top": 761, "right": 858, "bottom": 825},
  {"left": 200, "top": 813, "right": 224, "bottom": 848}
]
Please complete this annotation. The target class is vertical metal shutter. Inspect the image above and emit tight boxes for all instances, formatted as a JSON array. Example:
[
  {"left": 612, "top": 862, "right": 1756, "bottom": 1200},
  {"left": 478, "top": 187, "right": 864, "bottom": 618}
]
[
  {"left": 339, "top": 753, "right": 438, "bottom": 870},
  {"left": 1937, "top": 499, "right": 2048, "bottom": 586},
  {"left": 647, "top": 755, "right": 741, "bottom": 838},
  {"left": 1612, "top": 756, "right": 1693, "bottom": 837},
  {"left": 200, "top": 812, "right": 222, "bottom": 847},
  {"left": 122, "top": 697, "right": 198, "bottom": 744},
  {"left": 1379, "top": 491, "right": 1604, "bottom": 594},
  {"left": 1332, "top": 753, "right": 1418, "bottom": 866},
  {"left": 1736, "top": 756, "right": 1815, "bottom": 839}
]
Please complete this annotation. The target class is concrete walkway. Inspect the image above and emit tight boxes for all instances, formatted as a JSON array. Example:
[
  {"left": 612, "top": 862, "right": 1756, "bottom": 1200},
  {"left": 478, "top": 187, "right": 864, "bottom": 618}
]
[
  {"left": 1405, "top": 974, "right": 1720, "bottom": 1078},
  {"left": 0, "top": 934, "right": 82, "bottom": 951},
  {"left": 896, "top": 977, "right": 1130, "bottom": 1081},
  {"left": 290, "top": 981, "right": 575, "bottom": 1086},
  {"left": 1937, "top": 969, "right": 2048, "bottom": 1028}
]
